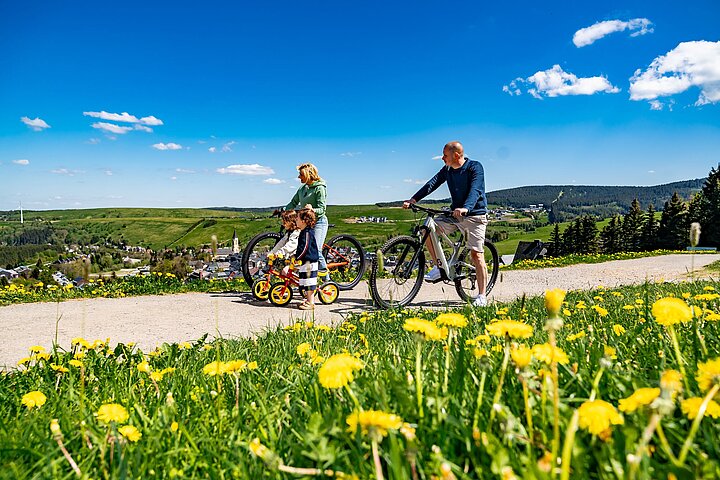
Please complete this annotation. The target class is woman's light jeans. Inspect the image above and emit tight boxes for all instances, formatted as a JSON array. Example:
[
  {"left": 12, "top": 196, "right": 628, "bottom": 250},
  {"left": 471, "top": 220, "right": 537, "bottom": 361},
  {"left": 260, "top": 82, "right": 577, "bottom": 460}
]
[{"left": 314, "top": 216, "right": 328, "bottom": 271}]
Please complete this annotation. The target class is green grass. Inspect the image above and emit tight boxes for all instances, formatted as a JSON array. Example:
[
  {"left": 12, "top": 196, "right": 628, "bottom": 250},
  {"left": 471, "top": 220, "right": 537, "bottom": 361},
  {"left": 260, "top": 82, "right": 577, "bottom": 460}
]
[{"left": 2, "top": 280, "right": 720, "bottom": 478}]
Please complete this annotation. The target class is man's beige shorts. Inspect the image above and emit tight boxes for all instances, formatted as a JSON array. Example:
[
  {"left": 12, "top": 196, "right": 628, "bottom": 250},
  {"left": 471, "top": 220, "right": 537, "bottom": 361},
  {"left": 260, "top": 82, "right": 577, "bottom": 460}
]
[{"left": 435, "top": 215, "right": 488, "bottom": 253}]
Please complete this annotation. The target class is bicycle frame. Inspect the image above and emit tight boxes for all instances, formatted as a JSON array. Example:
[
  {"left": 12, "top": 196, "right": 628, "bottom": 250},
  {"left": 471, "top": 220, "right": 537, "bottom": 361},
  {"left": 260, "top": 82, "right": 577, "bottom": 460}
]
[{"left": 415, "top": 215, "right": 469, "bottom": 282}]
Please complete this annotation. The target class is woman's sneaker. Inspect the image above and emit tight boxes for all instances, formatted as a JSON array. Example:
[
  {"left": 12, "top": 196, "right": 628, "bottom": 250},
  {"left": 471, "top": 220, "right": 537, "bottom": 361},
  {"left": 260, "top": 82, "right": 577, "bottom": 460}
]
[
  {"left": 472, "top": 294, "right": 487, "bottom": 307},
  {"left": 424, "top": 266, "right": 442, "bottom": 282}
]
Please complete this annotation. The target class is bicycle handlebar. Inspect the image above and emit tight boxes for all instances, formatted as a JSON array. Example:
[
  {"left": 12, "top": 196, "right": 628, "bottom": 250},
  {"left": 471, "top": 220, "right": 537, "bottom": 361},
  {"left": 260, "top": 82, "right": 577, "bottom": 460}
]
[{"left": 407, "top": 203, "right": 459, "bottom": 217}]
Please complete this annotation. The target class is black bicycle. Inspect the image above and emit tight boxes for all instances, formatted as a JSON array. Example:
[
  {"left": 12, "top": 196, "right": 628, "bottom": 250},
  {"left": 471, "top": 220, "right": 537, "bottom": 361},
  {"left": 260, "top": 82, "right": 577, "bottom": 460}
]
[
  {"left": 241, "top": 222, "right": 367, "bottom": 291},
  {"left": 368, "top": 203, "right": 499, "bottom": 309}
]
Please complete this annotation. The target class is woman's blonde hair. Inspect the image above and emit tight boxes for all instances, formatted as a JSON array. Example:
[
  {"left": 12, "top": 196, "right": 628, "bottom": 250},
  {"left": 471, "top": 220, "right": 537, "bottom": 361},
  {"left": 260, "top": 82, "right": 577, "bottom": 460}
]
[{"left": 297, "top": 163, "right": 321, "bottom": 183}]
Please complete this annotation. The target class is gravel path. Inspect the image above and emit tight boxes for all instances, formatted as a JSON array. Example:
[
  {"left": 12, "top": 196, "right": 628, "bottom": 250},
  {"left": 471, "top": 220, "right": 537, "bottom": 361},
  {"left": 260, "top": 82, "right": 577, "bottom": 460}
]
[{"left": 2, "top": 254, "right": 718, "bottom": 368}]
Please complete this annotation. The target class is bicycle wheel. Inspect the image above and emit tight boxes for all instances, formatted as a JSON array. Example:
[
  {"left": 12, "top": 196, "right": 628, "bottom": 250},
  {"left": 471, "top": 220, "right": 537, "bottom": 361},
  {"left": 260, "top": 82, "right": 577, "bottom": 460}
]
[
  {"left": 241, "top": 232, "right": 281, "bottom": 286},
  {"left": 251, "top": 279, "right": 270, "bottom": 301},
  {"left": 454, "top": 239, "right": 500, "bottom": 302},
  {"left": 323, "top": 234, "right": 366, "bottom": 291},
  {"left": 316, "top": 281, "right": 339, "bottom": 304},
  {"left": 369, "top": 235, "right": 425, "bottom": 309},
  {"left": 269, "top": 282, "right": 293, "bottom": 306}
]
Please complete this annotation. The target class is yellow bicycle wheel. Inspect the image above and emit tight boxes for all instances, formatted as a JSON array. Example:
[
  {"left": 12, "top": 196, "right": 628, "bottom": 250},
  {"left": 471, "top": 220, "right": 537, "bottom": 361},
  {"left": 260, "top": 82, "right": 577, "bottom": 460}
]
[
  {"left": 252, "top": 279, "right": 270, "bottom": 301},
  {"left": 316, "top": 282, "right": 339, "bottom": 304},
  {"left": 269, "top": 282, "right": 293, "bottom": 306}
]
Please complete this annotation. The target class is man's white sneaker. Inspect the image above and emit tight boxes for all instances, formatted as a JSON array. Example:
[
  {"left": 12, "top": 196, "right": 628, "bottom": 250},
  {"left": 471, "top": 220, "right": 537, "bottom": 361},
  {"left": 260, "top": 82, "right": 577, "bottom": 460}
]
[
  {"left": 424, "top": 266, "right": 442, "bottom": 282},
  {"left": 473, "top": 294, "right": 487, "bottom": 307}
]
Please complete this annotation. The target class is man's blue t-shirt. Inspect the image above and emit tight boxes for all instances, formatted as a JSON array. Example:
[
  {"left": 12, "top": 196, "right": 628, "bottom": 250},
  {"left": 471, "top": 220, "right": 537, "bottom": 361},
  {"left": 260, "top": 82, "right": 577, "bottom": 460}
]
[{"left": 411, "top": 159, "right": 487, "bottom": 216}]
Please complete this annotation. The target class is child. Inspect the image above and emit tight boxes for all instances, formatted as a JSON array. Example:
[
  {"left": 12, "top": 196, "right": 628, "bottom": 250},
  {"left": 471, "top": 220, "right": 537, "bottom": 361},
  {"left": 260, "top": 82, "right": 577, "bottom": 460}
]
[
  {"left": 293, "top": 208, "right": 319, "bottom": 310},
  {"left": 268, "top": 210, "right": 300, "bottom": 259}
]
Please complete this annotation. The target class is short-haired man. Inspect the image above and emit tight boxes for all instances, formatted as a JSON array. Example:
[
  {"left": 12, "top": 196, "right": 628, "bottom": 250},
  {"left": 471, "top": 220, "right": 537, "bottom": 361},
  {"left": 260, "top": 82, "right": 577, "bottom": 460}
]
[{"left": 403, "top": 141, "right": 489, "bottom": 306}]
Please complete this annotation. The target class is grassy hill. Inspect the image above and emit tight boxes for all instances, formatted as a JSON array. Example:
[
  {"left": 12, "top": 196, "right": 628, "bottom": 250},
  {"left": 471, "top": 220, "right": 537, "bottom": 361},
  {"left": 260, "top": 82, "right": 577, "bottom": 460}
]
[{"left": 1, "top": 205, "right": 549, "bottom": 256}]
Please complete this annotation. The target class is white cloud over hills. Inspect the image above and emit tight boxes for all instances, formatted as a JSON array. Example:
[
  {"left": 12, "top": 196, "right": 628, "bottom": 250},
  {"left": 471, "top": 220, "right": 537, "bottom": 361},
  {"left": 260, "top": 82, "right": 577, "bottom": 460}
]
[
  {"left": 216, "top": 164, "right": 274, "bottom": 175},
  {"left": 504, "top": 65, "right": 619, "bottom": 98},
  {"left": 21, "top": 116, "right": 51, "bottom": 131},
  {"left": 573, "top": 18, "right": 653, "bottom": 47},
  {"left": 629, "top": 40, "right": 720, "bottom": 106}
]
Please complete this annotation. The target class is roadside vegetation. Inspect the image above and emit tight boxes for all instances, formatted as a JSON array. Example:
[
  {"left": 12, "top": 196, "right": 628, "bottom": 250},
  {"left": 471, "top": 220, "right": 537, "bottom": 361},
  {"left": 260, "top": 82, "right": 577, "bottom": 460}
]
[{"left": 2, "top": 280, "right": 720, "bottom": 478}]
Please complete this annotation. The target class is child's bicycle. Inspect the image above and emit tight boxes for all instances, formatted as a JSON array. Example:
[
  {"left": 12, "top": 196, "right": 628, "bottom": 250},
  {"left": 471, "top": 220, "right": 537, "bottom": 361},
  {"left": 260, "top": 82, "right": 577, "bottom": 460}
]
[{"left": 251, "top": 254, "right": 340, "bottom": 307}]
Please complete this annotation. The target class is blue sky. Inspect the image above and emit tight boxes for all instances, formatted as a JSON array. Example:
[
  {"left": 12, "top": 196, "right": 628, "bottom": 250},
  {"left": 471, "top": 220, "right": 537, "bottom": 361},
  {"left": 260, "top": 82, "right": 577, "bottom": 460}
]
[{"left": 1, "top": 0, "right": 719, "bottom": 211}]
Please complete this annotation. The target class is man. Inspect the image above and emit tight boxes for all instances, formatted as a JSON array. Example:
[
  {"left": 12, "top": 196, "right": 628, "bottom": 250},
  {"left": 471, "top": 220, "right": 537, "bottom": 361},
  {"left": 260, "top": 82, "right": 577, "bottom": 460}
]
[{"left": 403, "top": 141, "right": 489, "bottom": 306}]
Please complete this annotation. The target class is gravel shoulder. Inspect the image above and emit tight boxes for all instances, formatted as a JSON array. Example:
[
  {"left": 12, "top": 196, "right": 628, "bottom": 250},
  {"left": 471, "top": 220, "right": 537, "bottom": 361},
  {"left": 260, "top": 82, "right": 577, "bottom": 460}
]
[{"left": 2, "top": 254, "right": 718, "bottom": 368}]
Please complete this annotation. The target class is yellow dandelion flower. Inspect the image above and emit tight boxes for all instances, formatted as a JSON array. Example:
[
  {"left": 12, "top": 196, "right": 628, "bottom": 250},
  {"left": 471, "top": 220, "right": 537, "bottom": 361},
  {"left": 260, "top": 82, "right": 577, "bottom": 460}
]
[
  {"left": 249, "top": 438, "right": 271, "bottom": 460},
  {"left": 623, "top": 305, "right": 636, "bottom": 311},
  {"left": 487, "top": 320, "right": 533, "bottom": 339},
  {"left": 224, "top": 360, "right": 248, "bottom": 373},
  {"left": 296, "top": 342, "right": 312, "bottom": 356},
  {"left": 577, "top": 400, "right": 624, "bottom": 435},
  {"left": 635, "top": 299, "right": 644, "bottom": 305},
  {"left": 137, "top": 361, "right": 152, "bottom": 373},
  {"left": 704, "top": 286, "right": 716, "bottom": 291},
  {"left": 592, "top": 305, "right": 609, "bottom": 317},
  {"left": 21, "top": 391, "right": 47, "bottom": 409},
  {"left": 29, "top": 345, "right": 46, "bottom": 354},
  {"left": 661, "top": 370, "right": 683, "bottom": 393},
  {"left": 50, "top": 364, "right": 69, "bottom": 373},
  {"left": 346, "top": 410, "right": 403, "bottom": 437},
  {"left": 315, "top": 324, "right": 332, "bottom": 332},
  {"left": 612, "top": 324, "right": 625, "bottom": 336},
  {"left": 118, "top": 425, "right": 142, "bottom": 442},
  {"left": 35, "top": 353, "right": 51, "bottom": 361},
  {"left": 311, "top": 355, "right": 325, "bottom": 365},
  {"left": 247, "top": 361, "right": 258, "bottom": 370},
  {"left": 178, "top": 342, "right": 192, "bottom": 350},
  {"left": 318, "top": 353, "right": 363, "bottom": 389},
  {"left": 681, "top": 397, "right": 720, "bottom": 420},
  {"left": 17, "top": 357, "right": 31, "bottom": 366},
  {"left": 171, "top": 421, "right": 179, "bottom": 432},
  {"left": 696, "top": 358, "right": 720, "bottom": 392},
  {"left": 403, "top": 318, "right": 444, "bottom": 341},
  {"left": 604, "top": 345, "right": 617, "bottom": 360},
  {"left": 618, "top": 388, "right": 660, "bottom": 413},
  {"left": 511, "top": 346, "right": 533, "bottom": 368},
  {"left": 705, "top": 311, "right": 720, "bottom": 321},
  {"left": 202, "top": 361, "right": 225, "bottom": 376},
  {"left": 544, "top": 289, "right": 566, "bottom": 316},
  {"left": 532, "top": 343, "right": 569, "bottom": 365},
  {"left": 473, "top": 348, "right": 488, "bottom": 359},
  {"left": 651, "top": 297, "right": 692, "bottom": 326},
  {"left": 149, "top": 371, "right": 164, "bottom": 382},
  {"left": 563, "top": 308, "right": 572, "bottom": 316},
  {"left": 50, "top": 419, "right": 62, "bottom": 437},
  {"left": 566, "top": 331, "right": 586, "bottom": 341},
  {"left": 96, "top": 403, "right": 129, "bottom": 423},
  {"left": 69, "top": 359, "right": 83, "bottom": 368},
  {"left": 694, "top": 293, "right": 720, "bottom": 301},
  {"left": 435, "top": 313, "right": 468, "bottom": 328}
]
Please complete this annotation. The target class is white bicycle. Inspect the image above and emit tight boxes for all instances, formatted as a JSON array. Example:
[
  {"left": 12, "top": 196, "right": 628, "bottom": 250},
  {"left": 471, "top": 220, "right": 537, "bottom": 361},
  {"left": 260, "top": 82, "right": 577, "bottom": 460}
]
[{"left": 368, "top": 203, "right": 499, "bottom": 309}]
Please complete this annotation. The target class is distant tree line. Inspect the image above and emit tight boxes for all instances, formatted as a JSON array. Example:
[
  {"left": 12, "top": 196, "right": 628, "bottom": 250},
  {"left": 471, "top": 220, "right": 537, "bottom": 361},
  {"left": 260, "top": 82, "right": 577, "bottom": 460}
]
[{"left": 547, "top": 165, "right": 720, "bottom": 255}]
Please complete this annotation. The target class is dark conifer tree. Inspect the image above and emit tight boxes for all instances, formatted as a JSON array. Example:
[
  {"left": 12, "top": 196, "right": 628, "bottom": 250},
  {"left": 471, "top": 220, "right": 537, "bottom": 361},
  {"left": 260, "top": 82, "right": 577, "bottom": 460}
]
[
  {"left": 657, "top": 192, "right": 689, "bottom": 250},
  {"left": 549, "top": 223, "right": 562, "bottom": 257},
  {"left": 600, "top": 215, "right": 622, "bottom": 253},
  {"left": 694, "top": 165, "right": 720, "bottom": 247},
  {"left": 640, "top": 204, "right": 658, "bottom": 251},
  {"left": 622, "top": 199, "right": 644, "bottom": 252}
]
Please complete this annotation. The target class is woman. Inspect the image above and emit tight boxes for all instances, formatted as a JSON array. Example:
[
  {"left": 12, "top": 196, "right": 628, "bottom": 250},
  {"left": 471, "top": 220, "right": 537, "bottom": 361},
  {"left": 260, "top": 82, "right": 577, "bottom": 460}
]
[{"left": 285, "top": 163, "right": 328, "bottom": 274}]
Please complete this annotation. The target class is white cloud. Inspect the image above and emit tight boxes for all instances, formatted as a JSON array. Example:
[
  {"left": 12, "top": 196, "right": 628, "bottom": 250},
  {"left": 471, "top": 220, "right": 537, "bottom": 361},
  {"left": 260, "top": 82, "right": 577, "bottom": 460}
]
[
  {"left": 13, "top": 159, "right": 30, "bottom": 165},
  {"left": 573, "top": 18, "right": 653, "bottom": 47},
  {"left": 104, "top": 169, "right": 113, "bottom": 176},
  {"left": 175, "top": 168, "right": 195, "bottom": 173},
  {"left": 504, "top": 65, "right": 620, "bottom": 98},
  {"left": 51, "top": 168, "right": 83, "bottom": 176},
  {"left": 92, "top": 122, "right": 133, "bottom": 134},
  {"left": 216, "top": 164, "right": 274, "bottom": 175},
  {"left": 431, "top": 155, "right": 442, "bottom": 160},
  {"left": 85, "top": 138, "right": 101, "bottom": 145},
  {"left": 83, "top": 111, "right": 164, "bottom": 126},
  {"left": 21, "top": 116, "right": 51, "bottom": 131},
  {"left": 403, "top": 178, "right": 425, "bottom": 184},
  {"left": 340, "top": 151, "right": 362, "bottom": 157},
  {"left": 629, "top": 41, "right": 720, "bottom": 106},
  {"left": 208, "top": 147, "right": 217, "bottom": 153},
  {"left": 170, "top": 176, "right": 177, "bottom": 181},
  {"left": 134, "top": 124, "right": 153, "bottom": 133},
  {"left": 221, "top": 141, "right": 236, "bottom": 153},
  {"left": 648, "top": 170, "right": 656, "bottom": 174},
  {"left": 264, "top": 178, "right": 285, "bottom": 184},
  {"left": 152, "top": 142, "right": 183, "bottom": 150}
]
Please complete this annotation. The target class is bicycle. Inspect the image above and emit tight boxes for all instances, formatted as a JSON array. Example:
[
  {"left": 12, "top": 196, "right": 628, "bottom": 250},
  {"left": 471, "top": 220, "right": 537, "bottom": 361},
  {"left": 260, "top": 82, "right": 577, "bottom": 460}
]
[
  {"left": 368, "top": 203, "right": 499, "bottom": 309},
  {"left": 241, "top": 215, "right": 367, "bottom": 290},
  {"left": 251, "top": 255, "right": 340, "bottom": 306}
]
